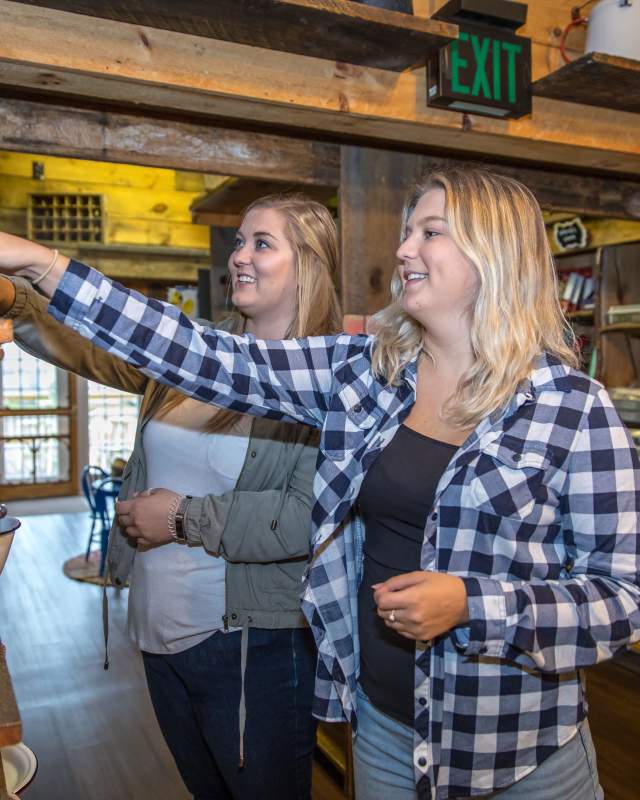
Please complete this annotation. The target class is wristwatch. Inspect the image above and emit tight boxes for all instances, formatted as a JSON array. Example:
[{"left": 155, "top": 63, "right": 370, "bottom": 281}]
[{"left": 173, "top": 495, "right": 192, "bottom": 543}]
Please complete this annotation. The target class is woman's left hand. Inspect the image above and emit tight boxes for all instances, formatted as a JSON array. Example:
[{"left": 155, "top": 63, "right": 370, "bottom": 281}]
[
  {"left": 115, "top": 488, "right": 180, "bottom": 547},
  {"left": 373, "top": 571, "right": 469, "bottom": 642}
]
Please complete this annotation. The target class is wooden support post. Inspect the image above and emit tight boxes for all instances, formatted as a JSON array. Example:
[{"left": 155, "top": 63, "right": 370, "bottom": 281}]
[
  {"left": 340, "top": 146, "right": 420, "bottom": 315},
  {"left": 209, "top": 227, "right": 237, "bottom": 319}
]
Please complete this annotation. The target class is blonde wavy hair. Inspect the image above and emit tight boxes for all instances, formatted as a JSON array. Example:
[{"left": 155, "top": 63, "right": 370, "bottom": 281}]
[
  {"left": 371, "top": 164, "right": 578, "bottom": 429},
  {"left": 159, "top": 193, "right": 342, "bottom": 432}
]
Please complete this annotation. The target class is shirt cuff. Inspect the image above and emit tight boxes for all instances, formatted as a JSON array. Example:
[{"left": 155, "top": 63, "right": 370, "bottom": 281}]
[
  {"left": 3, "top": 277, "right": 28, "bottom": 319},
  {"left": 183, "top": 496, "right": 225, "bottom": 553},
  {"left": 48, "top": 259, "right": 104, "bottom": 330},
  {"left": 453, "top": 576, "right": 508, "bottom": 657}
]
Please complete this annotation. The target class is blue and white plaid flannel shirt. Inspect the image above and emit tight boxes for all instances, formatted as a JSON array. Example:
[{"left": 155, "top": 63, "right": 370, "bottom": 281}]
[{"left": 50, "top": 261, "right": 640, "bottom": 799}]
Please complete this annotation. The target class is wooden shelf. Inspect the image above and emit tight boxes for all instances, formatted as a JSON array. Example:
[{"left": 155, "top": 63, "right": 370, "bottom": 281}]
[
  {"left": 566, "top": 309, "right": 594, "bottom": 323},
  {"left": 191, "top": 178, "right": 336, "bottom": 226},
  {"left": 533, "top": 52, "right": 640, "bottom": 114},
  {"left": 316, "top": 724, "right": 347, "bottom": 775},
  {"left": 13, "top": 0, "right": 457, "bottom": 71},
  {"left": 600, "top": 322, "right": 640, "bottom": 336}
]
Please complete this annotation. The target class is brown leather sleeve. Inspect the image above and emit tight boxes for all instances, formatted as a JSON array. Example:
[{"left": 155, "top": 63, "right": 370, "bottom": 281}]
[{"left": 3, "top": 276, "right": 149, "bottom": 395}]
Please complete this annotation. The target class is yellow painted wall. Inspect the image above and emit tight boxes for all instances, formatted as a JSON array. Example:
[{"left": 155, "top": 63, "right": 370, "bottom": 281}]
[{"left": 0, "top": 150, "right": 221, "bottom": 251}]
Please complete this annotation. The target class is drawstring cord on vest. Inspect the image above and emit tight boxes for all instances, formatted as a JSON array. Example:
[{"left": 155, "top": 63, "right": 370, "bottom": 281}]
[
  {"left": 238, "top": 619, "right": 250, "bottom": 768},
  {"left": 102, "top": 569, "right": 110, "bottom": 670}
]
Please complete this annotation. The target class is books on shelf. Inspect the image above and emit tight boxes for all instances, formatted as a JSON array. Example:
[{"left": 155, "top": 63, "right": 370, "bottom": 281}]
[{"left": 558, "top": 267, "right": 594, "bottom": 313}]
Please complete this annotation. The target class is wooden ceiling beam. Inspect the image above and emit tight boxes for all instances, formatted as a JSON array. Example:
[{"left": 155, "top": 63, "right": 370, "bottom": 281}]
[
  {"left": 3, "top": 96, "right": 640, "bottom": 221},
  {"left": 0, "top": 1, "right": 638, "bottom": 175},
  {"left": 0, "top": 98, "right": 340, "bottom": 185}
]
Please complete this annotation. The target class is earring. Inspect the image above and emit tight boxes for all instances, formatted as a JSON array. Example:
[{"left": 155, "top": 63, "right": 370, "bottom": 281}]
[{"left": 224, "top": 276, "right": 232, "bottom": 311}]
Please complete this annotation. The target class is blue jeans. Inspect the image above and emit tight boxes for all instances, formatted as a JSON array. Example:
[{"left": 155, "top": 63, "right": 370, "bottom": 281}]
[
  {"left": 142, "top": 628, "right": 317, "bottom": 800},
  {"left": 353, "top": 686, "right": 603, "bottom": 800}
]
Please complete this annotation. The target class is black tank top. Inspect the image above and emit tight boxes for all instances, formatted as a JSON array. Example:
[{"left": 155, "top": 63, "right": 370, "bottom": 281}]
[{"left": 357, "top": 424, "right": 457, "bottom": 725}]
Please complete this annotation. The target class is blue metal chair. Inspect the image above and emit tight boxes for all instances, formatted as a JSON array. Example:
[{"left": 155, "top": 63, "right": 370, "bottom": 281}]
[
  {"left": 93, "top": 476, "right": 123, "bottom": 576},
  {"left": 81, "top": 465, "right": 109, "bottom": 561}
]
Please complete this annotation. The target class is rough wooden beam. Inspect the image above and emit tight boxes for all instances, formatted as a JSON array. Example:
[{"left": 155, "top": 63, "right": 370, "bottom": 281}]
[
  {"left": 418, "top": 157, "right": 640, "bottom": 221},
  {"left": 0, "top": 98, "right": 340, "bottom": 185},
  {"left": 0, "top": 1, "right": 638, "bottom": 175},
  {"left": 3, "top": 97, "right": 640, "bottom": 222},
  {"left": 340, "top": 146, "right": 420, "bottom": 315}
]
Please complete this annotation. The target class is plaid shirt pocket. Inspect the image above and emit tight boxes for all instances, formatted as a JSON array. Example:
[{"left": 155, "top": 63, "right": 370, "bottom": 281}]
[
  {"left": 322, "top": 381, "right": 383, "bottom": 461},
  {"left": 469, "top": 440, "right": 551, "bottom": 521}
]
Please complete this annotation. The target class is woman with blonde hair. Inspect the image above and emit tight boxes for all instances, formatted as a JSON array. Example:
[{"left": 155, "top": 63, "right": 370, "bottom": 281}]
[
  {"left": 0, "top": 193, "right": 341, "bottom": 800},
  {"left": 2, "top": 165, "right": 639, "bottom": 799}
]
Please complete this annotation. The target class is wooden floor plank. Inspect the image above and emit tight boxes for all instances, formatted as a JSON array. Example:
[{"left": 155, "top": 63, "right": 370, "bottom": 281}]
[{"left": 5, "top": 510, "right": 636, "bottom": 800}]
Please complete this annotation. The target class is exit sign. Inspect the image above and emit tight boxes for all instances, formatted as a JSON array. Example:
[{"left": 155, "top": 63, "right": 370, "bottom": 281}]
[{"left": 427, "top": 1, "right": 532, "bottom": 119}]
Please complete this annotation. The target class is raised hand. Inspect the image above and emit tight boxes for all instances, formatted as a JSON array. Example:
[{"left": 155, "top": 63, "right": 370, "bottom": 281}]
[{"left": 373, "top": 570, "right": 469, "bottom": 643}]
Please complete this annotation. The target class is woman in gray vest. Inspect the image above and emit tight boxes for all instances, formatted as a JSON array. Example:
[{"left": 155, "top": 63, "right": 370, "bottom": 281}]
[{"left": 0, "top": 194, "right": 342, "bottom": 800}]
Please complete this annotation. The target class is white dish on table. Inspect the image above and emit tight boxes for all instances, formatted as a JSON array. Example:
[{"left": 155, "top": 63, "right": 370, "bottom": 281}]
[{"left": 1, "top": 741, "right": 37, "bottom": 793}]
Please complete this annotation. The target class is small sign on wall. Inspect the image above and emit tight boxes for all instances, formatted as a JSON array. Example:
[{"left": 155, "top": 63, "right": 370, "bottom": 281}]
[{"left": 553, "top": 218, "right": 589, "bottom": 252}]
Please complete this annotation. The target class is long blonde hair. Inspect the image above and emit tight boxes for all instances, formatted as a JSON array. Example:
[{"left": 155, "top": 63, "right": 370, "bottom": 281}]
[
  {"left": 158, "top": 193, "right": 342, "bottom": 432},
  {"left": 371, "top": 164, "right": 578, "bottom": 428}
]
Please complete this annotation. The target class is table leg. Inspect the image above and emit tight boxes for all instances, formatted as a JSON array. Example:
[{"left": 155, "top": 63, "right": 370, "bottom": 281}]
[{"left": 0, "top": 751, "right": 8, "bottom": 799}]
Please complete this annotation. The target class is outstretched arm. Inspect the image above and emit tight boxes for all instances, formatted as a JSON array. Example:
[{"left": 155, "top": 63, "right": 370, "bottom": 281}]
[
  {"left": 0, "top": 275, "right": 148, "bottom": 394},
  {"left": 0, "top": 233, "right": 356, "bottom": 428}
]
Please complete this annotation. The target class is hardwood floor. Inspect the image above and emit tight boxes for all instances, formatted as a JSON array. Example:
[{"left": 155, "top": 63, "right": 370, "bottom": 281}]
[
  {"left": 0, "top": 511, "right": 343, "bottom": 800},
  {"left": 2, "top": 510, "right": 639, "bottom": 800},
  {"left": 587, "top": 656, "right": 640, "bottom": 800}
]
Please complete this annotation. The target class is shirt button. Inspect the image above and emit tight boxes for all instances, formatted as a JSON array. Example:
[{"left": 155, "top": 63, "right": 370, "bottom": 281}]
[
  {"left": 418, "top": 697, "right": 427, "bottom": 706},
  {"left": 418, "top": 757, "right": 427, "bottom": 768},
  {"left": 431, "top": 512, "right": 437, "bottom": 521},
  {"left": 353, "top": 404, "right": 363, "bottom": 413},
  {"left": 512, "top": 454, "right": 521, "bottom": 462},
  {"left": 250, "top": 451, "right": 257, "bottom": 458},
  {"left": 479, "top": 646, "right": 488, "bottom": 654}
]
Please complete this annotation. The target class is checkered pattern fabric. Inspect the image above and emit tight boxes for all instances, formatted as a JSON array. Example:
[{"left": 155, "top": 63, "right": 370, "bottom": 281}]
[{"left": 50, "top": 261, "right": 640, "bottom": 799}]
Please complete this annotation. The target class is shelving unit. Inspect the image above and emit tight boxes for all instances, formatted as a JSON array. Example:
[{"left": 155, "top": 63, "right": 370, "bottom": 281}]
[
  {"left": 10, "top": 0, "right": 457, "bottom": 71},
  {"left": 533, "top": 52, "right": 640, "bottom": 114},
  {"left": 595, "top": 242, "right": 640, "bottom": 388},
  {"left": 600, "top": 323, "right": 640, "bottom": 337},
  {"left": 566, "top": 309, "right": 594, "bottom": 323}
]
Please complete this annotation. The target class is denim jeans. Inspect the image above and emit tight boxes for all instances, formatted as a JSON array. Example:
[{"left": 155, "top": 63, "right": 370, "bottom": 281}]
[
  {"left": 142, "top": 627, "right": 317, "bottom": 800},
  {"left": 353, "top": 686, "right": 603, "bottom": 800}
]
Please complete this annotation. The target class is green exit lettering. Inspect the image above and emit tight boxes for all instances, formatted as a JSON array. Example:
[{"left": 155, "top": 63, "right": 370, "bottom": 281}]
[{"left": 451, "top": 33, "right": 522, "bottom": 104}]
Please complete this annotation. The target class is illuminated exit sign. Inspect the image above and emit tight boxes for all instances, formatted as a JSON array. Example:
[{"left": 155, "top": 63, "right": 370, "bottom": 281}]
[{"left": 427, "top": 0, "right": 531, "bottom": 119}]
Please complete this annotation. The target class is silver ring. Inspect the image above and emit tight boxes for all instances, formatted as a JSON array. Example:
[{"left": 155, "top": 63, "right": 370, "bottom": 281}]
[{"left": 389, "top": 610, "right": 396, "bottom": 623}]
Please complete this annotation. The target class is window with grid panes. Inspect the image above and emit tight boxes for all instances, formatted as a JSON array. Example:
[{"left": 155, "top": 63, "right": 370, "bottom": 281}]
[
  {"left": 0, "top": 341, "right": 71, "bottom": 486},
  {"left": 87, "top": 381, "right": 139, "bottom": 473},
  {"left": 28, "top": 193, "right": 104, "bottom": 244}
]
